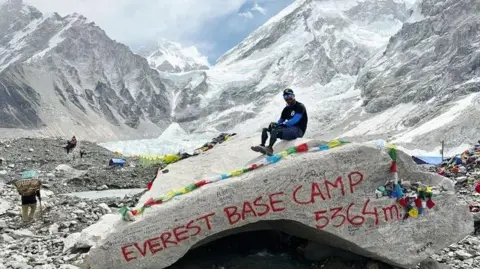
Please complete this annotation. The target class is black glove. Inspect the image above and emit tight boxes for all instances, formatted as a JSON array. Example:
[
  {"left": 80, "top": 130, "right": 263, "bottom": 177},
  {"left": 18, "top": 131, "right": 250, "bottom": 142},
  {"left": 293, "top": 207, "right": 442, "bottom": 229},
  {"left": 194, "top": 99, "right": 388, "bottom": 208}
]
[{"left": 269, "top": 122, "right": 278, "bottom": 129}]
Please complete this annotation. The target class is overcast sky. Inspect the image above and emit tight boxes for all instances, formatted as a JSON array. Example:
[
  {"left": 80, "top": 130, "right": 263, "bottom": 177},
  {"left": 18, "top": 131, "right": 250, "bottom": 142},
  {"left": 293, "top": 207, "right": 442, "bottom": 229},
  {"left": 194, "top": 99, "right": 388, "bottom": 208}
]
[{"left": 25, "top": 0, "right": 295, "bottom": 63}]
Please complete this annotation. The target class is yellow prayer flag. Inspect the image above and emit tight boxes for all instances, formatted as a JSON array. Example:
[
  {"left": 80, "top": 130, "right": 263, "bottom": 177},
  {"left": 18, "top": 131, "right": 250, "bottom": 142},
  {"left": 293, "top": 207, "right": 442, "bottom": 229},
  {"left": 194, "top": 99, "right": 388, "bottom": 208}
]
[{"left": 408, "top": 208, "right": 418, "bottom": 218}]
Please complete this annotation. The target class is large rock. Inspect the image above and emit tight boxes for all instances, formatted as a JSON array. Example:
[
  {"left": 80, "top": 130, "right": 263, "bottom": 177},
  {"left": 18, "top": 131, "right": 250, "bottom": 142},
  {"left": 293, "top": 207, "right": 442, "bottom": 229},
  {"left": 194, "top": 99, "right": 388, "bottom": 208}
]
[{"left": 87, "top": 136, "right": 473, "bottom": 269}]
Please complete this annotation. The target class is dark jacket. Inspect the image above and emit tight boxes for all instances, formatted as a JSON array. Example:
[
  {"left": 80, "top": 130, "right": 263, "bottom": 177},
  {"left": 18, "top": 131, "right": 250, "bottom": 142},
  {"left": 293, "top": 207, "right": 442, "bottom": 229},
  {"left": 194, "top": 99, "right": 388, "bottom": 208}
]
[
  {"left": 21, "top": 190, "right": 41, "bottom": 205},
  {"left": 277, "top": 101, "right": 308, "bottom": 134}
]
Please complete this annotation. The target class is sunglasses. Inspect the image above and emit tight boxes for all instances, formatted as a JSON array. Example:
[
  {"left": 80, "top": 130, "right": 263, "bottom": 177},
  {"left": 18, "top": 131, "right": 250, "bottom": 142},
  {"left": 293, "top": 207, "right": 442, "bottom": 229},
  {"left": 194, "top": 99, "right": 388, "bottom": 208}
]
[{"left": 283, "top": 94, "right": 294, "bottom": 100}]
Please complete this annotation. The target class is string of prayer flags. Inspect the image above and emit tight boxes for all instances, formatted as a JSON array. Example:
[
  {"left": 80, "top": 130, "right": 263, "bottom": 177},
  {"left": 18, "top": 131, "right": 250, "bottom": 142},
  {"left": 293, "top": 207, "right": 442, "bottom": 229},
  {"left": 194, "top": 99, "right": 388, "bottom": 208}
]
[
  {"left": 383, "top": 143, "right": 436, "bottom": 220},
  {"left": 119, "top": 139, "right": 350, "bottom": 221}
]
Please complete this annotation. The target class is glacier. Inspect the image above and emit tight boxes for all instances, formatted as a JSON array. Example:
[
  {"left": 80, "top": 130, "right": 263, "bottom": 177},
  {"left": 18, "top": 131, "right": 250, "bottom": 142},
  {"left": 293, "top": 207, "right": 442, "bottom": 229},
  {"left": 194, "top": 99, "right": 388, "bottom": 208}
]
[{"left": 1, "top": 0, "right": 478, "bottom": 155}]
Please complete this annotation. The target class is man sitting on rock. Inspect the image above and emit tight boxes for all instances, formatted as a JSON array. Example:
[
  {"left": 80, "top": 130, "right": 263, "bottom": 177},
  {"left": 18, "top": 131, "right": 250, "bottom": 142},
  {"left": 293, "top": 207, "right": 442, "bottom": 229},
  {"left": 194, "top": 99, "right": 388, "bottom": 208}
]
[
  {"left": 251, "top": 88, "right": 308, "bottom": 156},
  {"left": 65, "top": 136, "right": 77, "bottom": 154}
]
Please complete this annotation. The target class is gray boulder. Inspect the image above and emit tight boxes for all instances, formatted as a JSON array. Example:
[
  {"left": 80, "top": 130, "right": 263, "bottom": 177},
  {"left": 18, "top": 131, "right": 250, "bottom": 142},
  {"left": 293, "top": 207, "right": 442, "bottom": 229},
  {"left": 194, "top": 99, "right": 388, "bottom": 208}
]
[
  {"left": 419, "top": 258, "right": 451, "bottom": 269},
  {"left": 86, "top": 139, "right": 473, "bottom": 269}
]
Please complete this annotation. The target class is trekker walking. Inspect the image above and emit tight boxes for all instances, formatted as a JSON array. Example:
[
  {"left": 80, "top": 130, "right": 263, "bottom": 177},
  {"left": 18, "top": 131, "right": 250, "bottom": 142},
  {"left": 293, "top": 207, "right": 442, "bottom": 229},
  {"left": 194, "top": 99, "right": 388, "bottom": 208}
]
[
  {"left": 13, "top": 178, "right": 42, "bottom": 223},
  {"left": 21, "top": 189, "right": 41, "bottom": 223},
  {"left": 65, "top": 136, "right": 77, "bottom": 154},
  {"left": 251, "top": 88, "right": 308, "bottom": 156}
]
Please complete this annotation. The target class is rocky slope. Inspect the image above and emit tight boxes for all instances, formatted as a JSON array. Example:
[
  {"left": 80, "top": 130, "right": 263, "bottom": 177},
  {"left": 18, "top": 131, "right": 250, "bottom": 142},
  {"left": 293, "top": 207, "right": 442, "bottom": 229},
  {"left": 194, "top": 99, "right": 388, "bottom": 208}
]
[
  {"left": 0, "top": 138, "right": 161, "bottom": 194},
  {"left": 0, "top": 0, "right": 413, "bottom": 141},
  {"left": 0, "top": 0, "right": 171, "bottom": 141},
  {"left": 1, "top": 0, "right": 478, "bottom": 153},
  {"left": 340, "top": 0, "right": 480, "bottom": 150},
  {"left": 167, "top": 0, "right": 479, "bottom": 152},
  {"left": 173, "top": 0, "right": 411, "bottom": 134}
]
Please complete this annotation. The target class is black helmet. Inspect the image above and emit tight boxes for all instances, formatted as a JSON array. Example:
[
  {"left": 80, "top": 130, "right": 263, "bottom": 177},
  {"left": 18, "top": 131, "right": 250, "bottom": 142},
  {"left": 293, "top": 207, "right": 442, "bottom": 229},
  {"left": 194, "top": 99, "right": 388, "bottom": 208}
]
[{"left": 283, "top": 88, "right": 294, "bottom": 95}]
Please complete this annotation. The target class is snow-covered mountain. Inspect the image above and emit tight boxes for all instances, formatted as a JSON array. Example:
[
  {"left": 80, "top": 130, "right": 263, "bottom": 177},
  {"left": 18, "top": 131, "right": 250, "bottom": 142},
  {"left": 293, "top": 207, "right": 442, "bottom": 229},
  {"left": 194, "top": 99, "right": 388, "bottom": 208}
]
[
  {"left": 170, "top": 0, "right": 479, "bottom": 151},
  {"left": 171, "top": 0, "right": 411, "bottom": 135},
  {"left": 139, "top": 39, "right": 210, "bottom": 73},
  {"left": 1, "top": 0, "right": 478, "bottom": 152},
  {"left": 0, "top": 0, "right": 171, "bottom": 141},
  {"left": 340, "top": 0, "right": 480, "bottom": 149}
]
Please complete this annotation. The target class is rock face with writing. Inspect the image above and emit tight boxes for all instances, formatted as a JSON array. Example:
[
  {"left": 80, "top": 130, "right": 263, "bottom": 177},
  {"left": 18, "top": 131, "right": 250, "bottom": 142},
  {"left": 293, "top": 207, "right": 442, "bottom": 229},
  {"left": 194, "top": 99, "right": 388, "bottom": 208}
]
[{"left": 87, "top": 142, "right": 473, "bottom": 269}]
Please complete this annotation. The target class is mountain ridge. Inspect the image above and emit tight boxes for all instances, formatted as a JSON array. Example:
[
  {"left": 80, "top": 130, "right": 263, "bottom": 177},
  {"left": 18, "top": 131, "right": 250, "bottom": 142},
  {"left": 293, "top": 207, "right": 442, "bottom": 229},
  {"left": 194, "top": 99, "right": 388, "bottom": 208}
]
[
  {"left": 140, "top": 39, "right": 210, "bottom": 73},
  {"left": 0, "top": 0, "right": 478, "bottom": 152},
  {"left": 0, "top": 1, "right": 172, "bottom": 141}
]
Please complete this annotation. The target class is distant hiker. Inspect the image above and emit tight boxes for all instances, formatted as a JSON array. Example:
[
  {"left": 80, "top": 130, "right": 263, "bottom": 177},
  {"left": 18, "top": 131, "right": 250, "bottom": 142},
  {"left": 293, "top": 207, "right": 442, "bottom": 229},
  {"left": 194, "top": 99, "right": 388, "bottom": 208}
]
[
  {"left": 13, "top": 179, "right": 42, "bottom": 223},
  {"left": 251, "top": 88, "right": 308, "bottom": 156},
  {"left": 80, "top": 149, "right": 86, "bottom": 158},
  {"left": 65, "top": 136, "right": 77, "bottom": 154}
]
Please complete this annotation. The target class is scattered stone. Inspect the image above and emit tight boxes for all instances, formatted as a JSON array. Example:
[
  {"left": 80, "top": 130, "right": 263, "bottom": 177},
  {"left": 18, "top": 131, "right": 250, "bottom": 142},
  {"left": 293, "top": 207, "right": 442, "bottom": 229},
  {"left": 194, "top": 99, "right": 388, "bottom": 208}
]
[
  {"left": 96, "top": 185, "right": 108, "bottom": 191},
  {"left": 97, "top": 203, "right": 111, "bottom": 214},
  {"left": 419, "top": 258, "right": 450, "bottom": 269},
  {"left": 455, "top": 249, "right": 473, "bottom": 260},
  {"left": 49, "top": 223, "right": 60, "bottom": 235},
  {"left": 0, "top": 174, "right": 135, "bottom": 268},
  {"left": 0, "top": 137, "right": 478, "bottom": 269},
  {"left": 12, "top": 229, "right": 35, "bottom": 238}
]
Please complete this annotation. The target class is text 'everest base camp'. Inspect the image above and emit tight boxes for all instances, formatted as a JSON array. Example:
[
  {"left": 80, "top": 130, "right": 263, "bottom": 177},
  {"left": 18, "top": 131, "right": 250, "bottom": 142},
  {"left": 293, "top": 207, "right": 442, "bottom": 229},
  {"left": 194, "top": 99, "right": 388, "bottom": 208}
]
[
  {"left": 81, "top": 138, "right": 472, "bottom": 269},
  {"left": 1, "top": 0, "right": 479, "bottom": 268}
]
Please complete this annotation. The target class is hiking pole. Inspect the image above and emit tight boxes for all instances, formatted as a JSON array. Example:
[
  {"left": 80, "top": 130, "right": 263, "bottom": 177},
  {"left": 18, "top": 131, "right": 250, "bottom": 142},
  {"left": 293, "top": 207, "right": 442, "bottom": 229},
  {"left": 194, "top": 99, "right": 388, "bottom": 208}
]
[{"left": 39, "top": 200, "right": 43, "bottom": 220}]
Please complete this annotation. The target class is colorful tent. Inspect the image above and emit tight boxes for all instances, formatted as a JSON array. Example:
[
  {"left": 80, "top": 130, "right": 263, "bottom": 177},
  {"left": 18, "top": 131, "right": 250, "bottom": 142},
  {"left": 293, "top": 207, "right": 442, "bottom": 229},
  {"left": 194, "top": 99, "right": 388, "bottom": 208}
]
[
  {"left": 109, "top": 158, "right": 126, "bottom": 167},
  {"left": 21, "top": 170, "right": 38, "bottom": 179},
  {"left": 411, "top": 156, "right": 444, "bottom": 165}
]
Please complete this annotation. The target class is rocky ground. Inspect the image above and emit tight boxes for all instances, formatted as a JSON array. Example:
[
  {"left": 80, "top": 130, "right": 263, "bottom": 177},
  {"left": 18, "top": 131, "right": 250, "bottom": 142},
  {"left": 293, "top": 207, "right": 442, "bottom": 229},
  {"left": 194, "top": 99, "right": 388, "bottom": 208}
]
[
  {"left": 0, "top": 178, "right": 146, "bottom": 269},
  {"left": 0, "top": 137, "right": 479, "bottom": 269},
  {"left": 0, "top": 137, "right": 162, "bottom": 194},
  {"left": 429, "top": 166, "right": 480, "bottom": 269},
  {"left": 0, "top": 137, "right": 158, "bottom": 269}
]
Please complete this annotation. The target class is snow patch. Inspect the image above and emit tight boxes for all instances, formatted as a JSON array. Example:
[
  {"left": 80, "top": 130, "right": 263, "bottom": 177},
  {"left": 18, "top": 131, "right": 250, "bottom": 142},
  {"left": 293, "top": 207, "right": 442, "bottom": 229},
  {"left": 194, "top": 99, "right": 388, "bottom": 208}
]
[
  {"left": 393, "top": 92, "right": 480, "bottom": 143},
  {"left": 0, "top": 54, "right": 22, "bottom": 73},
  {"left": 7, "top": 17, "right": 44, "bottom": 48},
  {"left": 342, "top": 103, "right": 418, "bottom": 137},
  {"left": 398, "top": 143, "right": 473, "bottom": 158},
  {"left": 100, "top": 127, "right": 216, "bottom": 156},
  {"left": 158, "top": 122, "right": 188, "bottom": 140},
  {"left": 406, "top": 0, "right": 426, "bottom": 23},
  {"left": 147, "top": 39, "right": 210, "bottom": 72},
  {"left": 29, "top": 16, "right": 76, "bottom": 60}
]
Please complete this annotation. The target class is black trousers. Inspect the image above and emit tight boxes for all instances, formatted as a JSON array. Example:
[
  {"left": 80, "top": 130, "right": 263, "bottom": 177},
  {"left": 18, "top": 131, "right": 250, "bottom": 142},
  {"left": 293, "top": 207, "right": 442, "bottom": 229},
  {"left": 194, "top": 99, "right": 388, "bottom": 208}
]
[{"left": 261, "top": 124, "right": 303, "bottom": 148}]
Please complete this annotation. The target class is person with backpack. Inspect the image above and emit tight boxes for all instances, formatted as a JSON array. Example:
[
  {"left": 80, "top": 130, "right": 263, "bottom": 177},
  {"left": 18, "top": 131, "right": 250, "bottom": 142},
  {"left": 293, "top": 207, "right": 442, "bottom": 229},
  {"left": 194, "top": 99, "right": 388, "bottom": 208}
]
[
  {"left": 65, "top": 136, "right": 77, "bottom": 154},
  {"left": 13, "top": 179, "right": 42, "bottom": 223},
  {"left": 21, "top": 189, "right": 41, "bottom": 223}
]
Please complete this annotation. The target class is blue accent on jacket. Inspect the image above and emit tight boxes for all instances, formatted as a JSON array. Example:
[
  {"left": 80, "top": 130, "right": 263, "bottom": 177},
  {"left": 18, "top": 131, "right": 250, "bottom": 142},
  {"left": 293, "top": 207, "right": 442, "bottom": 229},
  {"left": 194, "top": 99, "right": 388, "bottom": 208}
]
[{"left": 285, "top": 113, "right": 303, "bottom": 127}]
